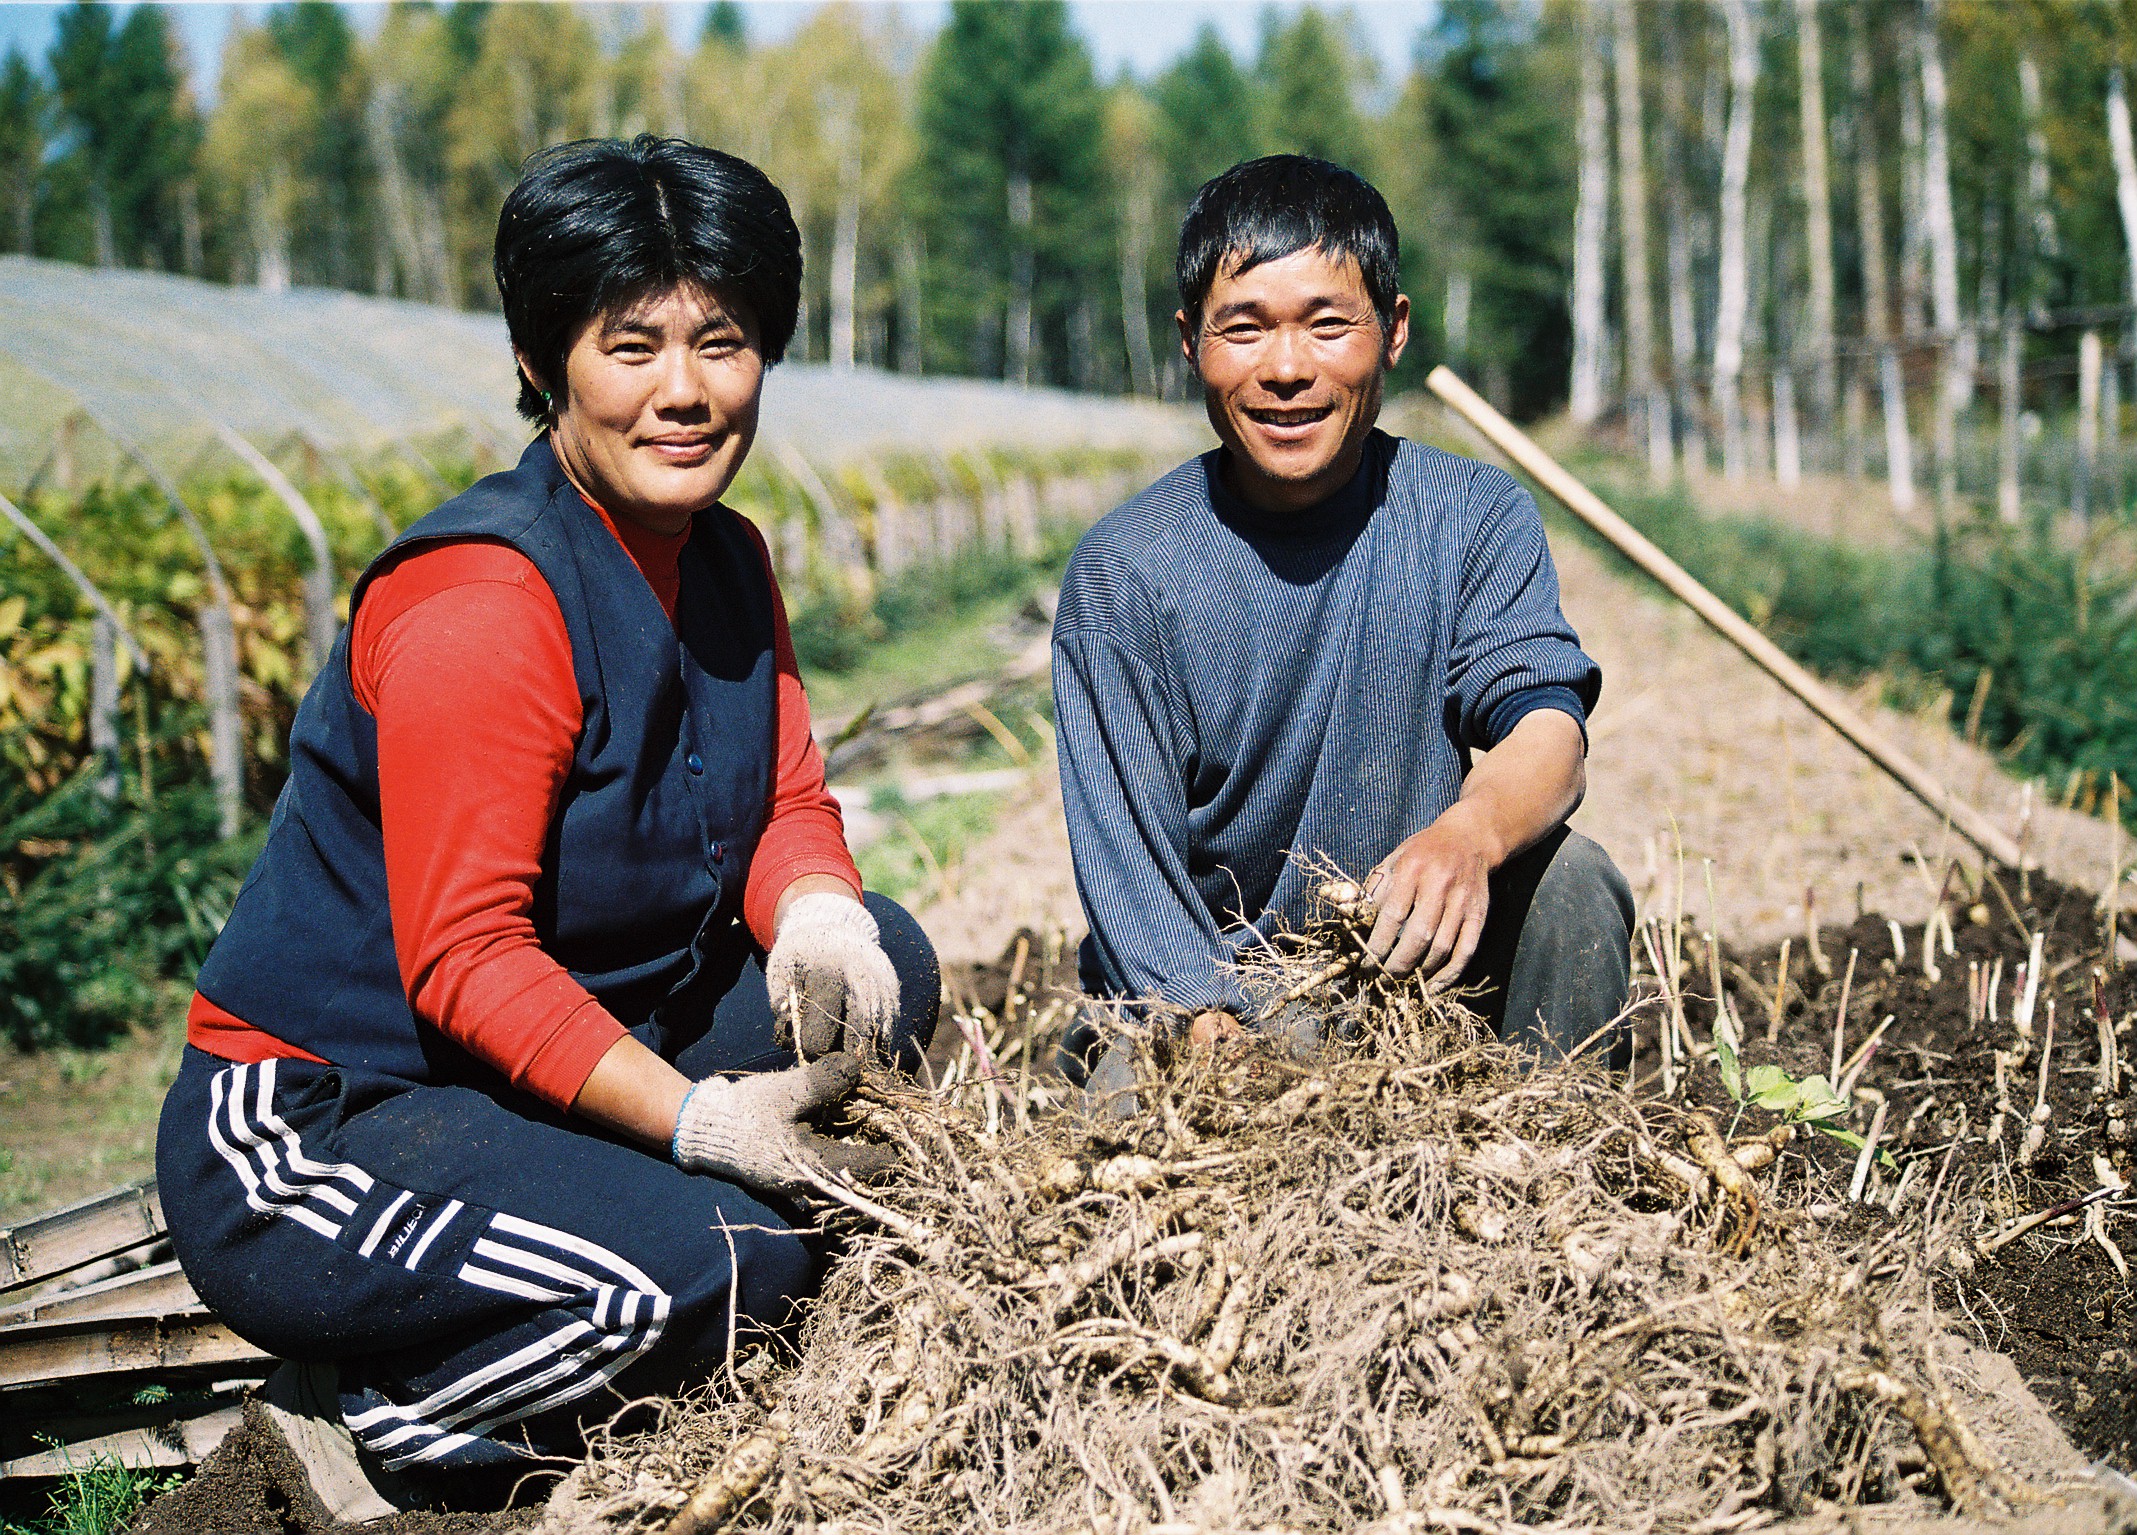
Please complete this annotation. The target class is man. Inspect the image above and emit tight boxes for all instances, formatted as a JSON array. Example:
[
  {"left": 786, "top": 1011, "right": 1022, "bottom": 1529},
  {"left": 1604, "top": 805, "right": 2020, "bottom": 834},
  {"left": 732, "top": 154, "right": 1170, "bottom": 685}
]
[{"left": 1053, "top": 155, "right": 1632, "bottom": 1078}]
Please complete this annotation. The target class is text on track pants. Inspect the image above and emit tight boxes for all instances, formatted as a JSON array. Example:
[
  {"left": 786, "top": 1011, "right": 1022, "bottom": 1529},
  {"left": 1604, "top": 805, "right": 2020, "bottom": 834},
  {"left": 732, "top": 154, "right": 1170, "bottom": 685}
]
[{"left": 156, "top": 893, "right": 940, "bottom": 1472}]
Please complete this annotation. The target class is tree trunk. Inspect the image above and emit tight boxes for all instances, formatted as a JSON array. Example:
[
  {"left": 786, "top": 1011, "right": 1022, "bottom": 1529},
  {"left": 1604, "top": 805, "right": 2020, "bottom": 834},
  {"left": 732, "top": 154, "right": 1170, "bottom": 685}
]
[
  {"left": 898, "top": 229, "right": 925, "bottom": 375},
  {"left": 2020, "top": 56, "right": 2060, "bottom": 321},
  {"left": 1714, "top": 0, "right": 1757, "bottom": 480},
  {"left": 1613, "top": 0, "right": 1665, "bottom": 474},
  {"left": 2107, "top": 358, "right": 2126, "bottom": 516},
  {"left": 1898, "top": 42, "right": 1928, "bottom": 341},
  {"left": 827, "top": 94, "right": 861, "bottom": 373},
  {"left": 178, "top": 180, "right": 203, "bottom": 278},
  {"left": 1843, "top": 361, "right": 1867, "bottom": 478},
  {"left": 1569, "top": 3, "right": 1611, "bottom": 427},
  {"left": 2078, "top": 329, "right": 2103, "bottom": 522},
  {"left": 1882, "top": 348, "right": 1916, "bottom": 510},
  {"left": 1006, "top": 170, "right": 1035, "bottom": 387},
  {"left": 2109, "top": 70, "right": 2137, "bottom": 331},
  {"left": 1999, "top": 311, "right": 2022, "bottom": 524},
  {"left": 1918, "top": 0, "right": 1970, "bottom": 405},
  {"left": 1119, "top": 178, "right": 1157, "bottom": 397},
  {"left": 1797, "top": 0, "right": 1838, "bottom": 439},
  {"left": 368, "top": 86, "right": 430, "bottom": 302},
  {"left": 1661, "top": 18, "right": 1702, "bottom": 472},
  {"left": 1774, "top": 367, "right": 1801, "bottom": 486},
  {"left": 829, "top": 179, "right": 861, "bottom": 372},
  {"left": 91, "top": 613, "right": 120, "bottom": 803},
  {"left": 91, "top": 181, "right": 114, "bottom": 269},
  {"left": 1445, "top": 269, "right": 1472, "bottom": 362},
  {"left": 1853, "top": 13, "right": 1913, "bottom": 510}
]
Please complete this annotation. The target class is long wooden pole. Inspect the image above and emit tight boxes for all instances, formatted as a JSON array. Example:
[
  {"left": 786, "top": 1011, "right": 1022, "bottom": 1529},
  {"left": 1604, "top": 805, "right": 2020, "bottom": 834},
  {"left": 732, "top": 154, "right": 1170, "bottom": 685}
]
[{"left": 1425, "top": 364, "right": 2027, "bottom": 871}]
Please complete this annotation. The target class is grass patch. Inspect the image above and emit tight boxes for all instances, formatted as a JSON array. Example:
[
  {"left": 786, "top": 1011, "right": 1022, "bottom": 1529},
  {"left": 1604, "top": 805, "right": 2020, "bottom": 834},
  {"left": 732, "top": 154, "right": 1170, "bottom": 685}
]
[
  {"left": 853, "top": 787, "right": 1011, "bottom": 908},
  {"left": 789, "top": 529, "right": 1076, "bottom": 719},
  {"left": 1, "top": 1454, "right": 180, "bottom": 1535},
  {"left": 1563, "top": 459, "right": 2137, "bottom": 822}
]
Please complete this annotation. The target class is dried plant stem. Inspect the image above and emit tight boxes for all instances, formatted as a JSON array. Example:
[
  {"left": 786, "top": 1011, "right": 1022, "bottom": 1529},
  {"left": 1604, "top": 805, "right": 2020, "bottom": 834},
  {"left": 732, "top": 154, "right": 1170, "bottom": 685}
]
[
  {"left": 1830, "top": 949, "right": 1858, "bottom": 1081},
  {"left": 1766, "top": 938, "right": 1792, "bottom": 1043},
  {"left": 1848, "top": 1098, "right": 1889, "bottom": 1202}
]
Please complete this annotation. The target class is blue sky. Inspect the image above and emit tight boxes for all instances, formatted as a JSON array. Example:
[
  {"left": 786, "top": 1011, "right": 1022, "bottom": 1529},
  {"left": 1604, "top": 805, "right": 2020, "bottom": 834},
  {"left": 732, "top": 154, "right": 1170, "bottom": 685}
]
[{"left": 0, "top": 2, "right": 1438, "bottom": 94}]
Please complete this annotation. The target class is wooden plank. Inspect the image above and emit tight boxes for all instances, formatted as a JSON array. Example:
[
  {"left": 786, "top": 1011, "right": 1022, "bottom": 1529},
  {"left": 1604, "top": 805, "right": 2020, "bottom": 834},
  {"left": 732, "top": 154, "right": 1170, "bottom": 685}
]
[
  {"left": 0, "top": 1311, "right": 270, "bottom": 1392},
  {"left": 0, "top": 1260, "right": 196, "bottom": 1330},
  {"left": 0, "top": 1181, "right": 165, "bottom": 1294},
  {"left": 1, "top": 1404, "right": 242, "bottom": 1479}
]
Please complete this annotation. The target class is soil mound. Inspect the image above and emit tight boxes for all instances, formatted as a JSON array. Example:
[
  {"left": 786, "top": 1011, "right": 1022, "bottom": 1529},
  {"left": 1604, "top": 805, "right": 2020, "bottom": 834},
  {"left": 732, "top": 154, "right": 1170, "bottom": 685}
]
[{"left": 536, "top": 891, "right": 2111, "bottom": 1534}]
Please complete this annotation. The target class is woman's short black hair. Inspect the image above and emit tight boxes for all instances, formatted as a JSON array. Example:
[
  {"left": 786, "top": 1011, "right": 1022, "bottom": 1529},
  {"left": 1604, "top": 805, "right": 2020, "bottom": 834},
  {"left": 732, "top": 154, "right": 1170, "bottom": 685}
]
[
  {"left": 1176, "top": 155, "right": 1400, "bottom": 339},
  {"left": 494, "top": 134, "right": 802, "bottom": 423}
]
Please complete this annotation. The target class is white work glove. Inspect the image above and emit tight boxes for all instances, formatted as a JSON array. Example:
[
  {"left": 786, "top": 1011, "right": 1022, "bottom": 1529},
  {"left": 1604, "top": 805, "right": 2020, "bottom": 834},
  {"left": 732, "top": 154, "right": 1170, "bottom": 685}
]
[
  {"left": 670, "top": 1053, "right": 896, "bottom": 1194},
  {"left": 764, "top": 892, "right": 901, "bottom": 1060}
]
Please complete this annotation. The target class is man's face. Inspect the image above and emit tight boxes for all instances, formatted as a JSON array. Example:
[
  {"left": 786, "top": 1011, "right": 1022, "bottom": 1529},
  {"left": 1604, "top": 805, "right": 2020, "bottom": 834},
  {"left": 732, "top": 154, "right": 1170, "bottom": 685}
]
[{"left": 1180, "top": 246, "right": 1408, "bottom": 515}]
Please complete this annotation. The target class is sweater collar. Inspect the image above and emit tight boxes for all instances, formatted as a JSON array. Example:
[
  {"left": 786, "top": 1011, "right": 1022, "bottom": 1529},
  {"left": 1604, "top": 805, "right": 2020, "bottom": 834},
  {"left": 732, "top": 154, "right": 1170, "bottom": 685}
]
[{"left": 1204, "top": 428, "right": 1390, "bottom": 540}]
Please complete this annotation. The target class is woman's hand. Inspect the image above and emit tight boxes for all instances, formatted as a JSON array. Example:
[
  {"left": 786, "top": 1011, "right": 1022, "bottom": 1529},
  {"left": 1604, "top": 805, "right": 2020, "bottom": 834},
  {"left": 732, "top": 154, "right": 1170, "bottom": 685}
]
[
  {"left": 765, "top": 886, "right": 900, "bottom": 1059},
  {"left": 671, "top": 1053, "right": 895, "bottom": 1194}
]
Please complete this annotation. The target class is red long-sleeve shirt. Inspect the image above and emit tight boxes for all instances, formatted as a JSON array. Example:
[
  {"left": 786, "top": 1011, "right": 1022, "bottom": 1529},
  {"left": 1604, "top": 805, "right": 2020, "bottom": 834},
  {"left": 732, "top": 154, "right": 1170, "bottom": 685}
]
[{"left": 188, "top": 498, "right": 861, "bottom": 1108}]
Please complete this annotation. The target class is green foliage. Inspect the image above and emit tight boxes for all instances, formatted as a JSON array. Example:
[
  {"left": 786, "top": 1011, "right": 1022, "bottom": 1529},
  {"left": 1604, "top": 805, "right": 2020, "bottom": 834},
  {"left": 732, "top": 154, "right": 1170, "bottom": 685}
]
[
  {"left": 1256, "top": 9, "right": 1376, "bottom": 173},
  {"left": 1584, "top": 467, "right": 2137, "bottom": 825},
  {"left": 0, "top": 49, "right": 45, "bottom": 253},
  {"left": 910, "top": 0, "right": 1109, "bottom": 382},
  {"left": 1413, "top": 0, "right": 1576, "bottom": 418},
  {"left": 0, "top": 767, "right": 264, "bottom": 1051},
  {"left": 0, "top": 1451, "right": 179, "bottom": 1535},
  {"left": 854, "top": 784, "right": 1008, "bottom": 908},
  {"left": 789, "top": 522, "right": 1073, "bottom": 678},
  {"left": 1152, "top": 25, "right": 1264, "bottom": 212},
  {"left": 43, "top": 1, "right": 200, "bottom": 271}
]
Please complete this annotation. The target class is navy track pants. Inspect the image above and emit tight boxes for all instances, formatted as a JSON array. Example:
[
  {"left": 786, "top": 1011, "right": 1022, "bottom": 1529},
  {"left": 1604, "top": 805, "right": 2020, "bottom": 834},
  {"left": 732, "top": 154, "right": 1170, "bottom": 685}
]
[{"left": 156, "top": 894, "right": 939, "bottom": 1473}]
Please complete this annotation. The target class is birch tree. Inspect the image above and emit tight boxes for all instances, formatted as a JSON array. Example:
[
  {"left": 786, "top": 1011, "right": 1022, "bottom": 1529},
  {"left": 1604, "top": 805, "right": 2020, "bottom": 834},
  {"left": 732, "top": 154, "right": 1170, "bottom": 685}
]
[
  {"left": 1105, "top": 87, "right": 1160, "bottom": 398},
  {"left": 1853, "top": 11, "right": 1913, "bottom": 510},
  {"left": 2108, "top": 67, "right": 2137, "bottom": 332},
  {"left": 1660, "top": 16, "right": 1703, "bottom": 471},
  {"left": 1569, "top": 2, "right": 1610, "bottom": 427},
  {"left": 1917, "top": 0, "right": 1970, "bottom": 414},
  {"left": 1714, "top": 0, "right": 1757, "bottom": 479},
  {"left": 1796, "top": 0, "right": 1837, "bottom": 436},
  {"left": 1613, "top": 0, "right": 1666, "bottom": 474},
  {"left": 2019, "top": 54, "right": 2059, "bottom": 320}
]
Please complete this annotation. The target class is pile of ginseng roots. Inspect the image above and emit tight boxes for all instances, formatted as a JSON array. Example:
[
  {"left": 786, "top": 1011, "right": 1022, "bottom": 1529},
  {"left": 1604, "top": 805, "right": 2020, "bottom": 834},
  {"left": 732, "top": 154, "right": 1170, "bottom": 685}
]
[{"left": 540, "top": 890, "right": 2049, "bottom": 1535}]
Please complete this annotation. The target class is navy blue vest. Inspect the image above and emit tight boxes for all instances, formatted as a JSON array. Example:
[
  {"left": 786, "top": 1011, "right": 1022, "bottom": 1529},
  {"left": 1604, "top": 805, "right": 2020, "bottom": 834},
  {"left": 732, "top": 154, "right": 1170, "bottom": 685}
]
[{"left": 195, "top": 437, "right": 777, "bottom": 1084}]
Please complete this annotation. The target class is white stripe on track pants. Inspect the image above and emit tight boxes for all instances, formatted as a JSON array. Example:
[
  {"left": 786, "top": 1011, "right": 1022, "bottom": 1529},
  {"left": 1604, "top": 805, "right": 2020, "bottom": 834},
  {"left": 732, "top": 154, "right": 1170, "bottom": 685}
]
[{"left": 157, "top": 1049, "right": 823, "bottom": 1471}]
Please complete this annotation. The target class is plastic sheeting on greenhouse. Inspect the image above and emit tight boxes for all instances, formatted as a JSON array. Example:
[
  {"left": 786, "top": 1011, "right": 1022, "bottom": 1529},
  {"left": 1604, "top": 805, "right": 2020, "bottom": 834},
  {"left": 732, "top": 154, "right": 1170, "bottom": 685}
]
[{"left": 0, "top": 256, "right": 1202, "bottom": 487}]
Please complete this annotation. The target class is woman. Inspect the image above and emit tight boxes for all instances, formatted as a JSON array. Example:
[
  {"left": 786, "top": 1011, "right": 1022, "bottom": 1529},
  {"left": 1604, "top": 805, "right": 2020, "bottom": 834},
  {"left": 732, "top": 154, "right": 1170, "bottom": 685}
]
[{"left": 156, "top": 136, "right": 938, "bottom": 1518}]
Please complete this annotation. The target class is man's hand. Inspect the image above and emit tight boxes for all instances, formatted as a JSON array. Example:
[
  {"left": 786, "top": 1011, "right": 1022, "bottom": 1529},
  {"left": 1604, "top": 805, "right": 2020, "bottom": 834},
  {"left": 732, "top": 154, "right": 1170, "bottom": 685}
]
[
  {"left": 1363, "top": 801, "right": 1499, "bottom": 981},
  {"left": 671, "top": 1053, "right": 896, "bottom": 1194},
  {"left": 1360, "top": 709, "right": 1588, "bottom": 983},
  {"left": 766, "top": 890, "right": 900, "bottom": 1059}
]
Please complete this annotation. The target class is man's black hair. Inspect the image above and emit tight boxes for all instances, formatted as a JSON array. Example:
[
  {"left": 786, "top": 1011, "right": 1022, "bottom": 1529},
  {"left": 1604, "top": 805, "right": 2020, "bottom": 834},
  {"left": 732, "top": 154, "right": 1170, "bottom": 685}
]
[
  {"left": 494, "top": 134, "right": 802, "bottom": 424},
  {"left": 1175, "top": 155, "right": 1400, "bottom": 339}
]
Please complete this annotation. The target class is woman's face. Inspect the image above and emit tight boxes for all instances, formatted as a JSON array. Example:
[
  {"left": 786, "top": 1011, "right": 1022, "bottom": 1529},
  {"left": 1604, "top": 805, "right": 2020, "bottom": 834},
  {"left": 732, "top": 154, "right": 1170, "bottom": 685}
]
[{"left": 533, "top": 283, "right": 765, "bottom": 536}]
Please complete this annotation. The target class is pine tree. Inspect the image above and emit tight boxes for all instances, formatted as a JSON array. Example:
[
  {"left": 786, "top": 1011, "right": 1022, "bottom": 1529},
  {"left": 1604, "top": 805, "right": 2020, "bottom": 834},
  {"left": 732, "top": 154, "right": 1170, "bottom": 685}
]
[
  {"left": 910, "top": 0, "right": 1107, "bottom": 384},
  {"left": 1417, "top": 0, "right": 1577, "bottom": 416},
  {"left": 47, "top": 2, "right": 200, "bottom": 270},
  {"left": 1256, "top": 9, "right": 1375, "bottom": 175},
  {"left": 264, "top": 2, "right": 370, "bottom": 290},
  {"left": 1152, "top": 26, "right": 1263, "bottom": 214},
  {"left": 0, "top": 52, "right": 46, "bottom": 255}
]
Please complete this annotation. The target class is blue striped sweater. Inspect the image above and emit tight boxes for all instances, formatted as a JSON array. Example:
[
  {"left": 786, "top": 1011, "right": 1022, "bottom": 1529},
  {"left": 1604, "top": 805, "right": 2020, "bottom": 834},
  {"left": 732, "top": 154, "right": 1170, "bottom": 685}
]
[{"left": 1052, "top": 429, "right": 1599, "bottom": 1016}]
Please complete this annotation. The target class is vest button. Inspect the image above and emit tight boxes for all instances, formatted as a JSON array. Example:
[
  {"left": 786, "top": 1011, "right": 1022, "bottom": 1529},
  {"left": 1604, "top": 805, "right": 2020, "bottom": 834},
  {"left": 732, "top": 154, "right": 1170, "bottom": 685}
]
[
  {"left": 710, "top": 841, "right": 725, "bottom": 865},
  {"left": 686, "top": 752, "right": 704, "bottom": 775}
]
